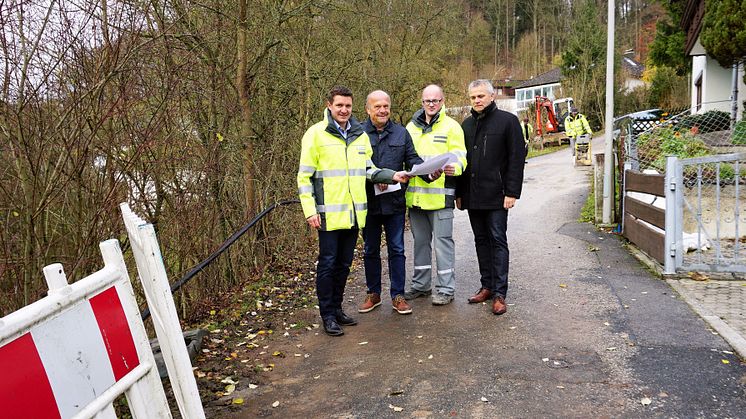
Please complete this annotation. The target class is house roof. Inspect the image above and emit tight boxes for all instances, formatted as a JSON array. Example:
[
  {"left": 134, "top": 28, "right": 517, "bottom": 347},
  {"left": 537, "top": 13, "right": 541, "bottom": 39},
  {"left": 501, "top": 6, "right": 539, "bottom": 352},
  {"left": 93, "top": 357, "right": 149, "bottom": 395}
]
[
  {"left": 680, "top": 0, "right": 705, "bottom": 54},
  {"left": 515, "top": 68, "right": 561, "bottom": 89},
  {"left": 622, "top": 56, "right": 645, "bottom": 78}
]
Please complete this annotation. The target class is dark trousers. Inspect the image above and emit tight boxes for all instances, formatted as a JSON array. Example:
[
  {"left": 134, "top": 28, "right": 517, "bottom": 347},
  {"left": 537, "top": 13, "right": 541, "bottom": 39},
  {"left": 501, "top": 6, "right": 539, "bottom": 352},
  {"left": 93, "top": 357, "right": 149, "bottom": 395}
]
[
  {"left": 317, "top": 228, "right": 358, "bottom": 320},
  {"left": 467, "top": 209, "right": 509, "bottom": 298},
  {"left": 362, "top": 212, "right": 406, "bottom": 299}
]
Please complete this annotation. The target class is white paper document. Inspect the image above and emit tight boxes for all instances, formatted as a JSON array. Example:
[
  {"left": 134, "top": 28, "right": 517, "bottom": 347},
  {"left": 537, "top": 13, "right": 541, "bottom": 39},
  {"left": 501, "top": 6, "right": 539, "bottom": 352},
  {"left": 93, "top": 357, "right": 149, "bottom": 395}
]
[
  {"left": 374, "top": 182, "right": 401, "bottom": 195},
  {"left": 405, "top": 152, "right": 459, "bottom": 176}
]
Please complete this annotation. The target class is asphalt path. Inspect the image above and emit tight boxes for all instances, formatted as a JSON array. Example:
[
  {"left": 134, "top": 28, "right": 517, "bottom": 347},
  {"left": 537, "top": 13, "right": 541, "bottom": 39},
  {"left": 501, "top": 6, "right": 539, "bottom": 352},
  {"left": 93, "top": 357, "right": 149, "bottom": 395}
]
[{"left": 228, "top": 140, "right": 746, "bottom": 418}]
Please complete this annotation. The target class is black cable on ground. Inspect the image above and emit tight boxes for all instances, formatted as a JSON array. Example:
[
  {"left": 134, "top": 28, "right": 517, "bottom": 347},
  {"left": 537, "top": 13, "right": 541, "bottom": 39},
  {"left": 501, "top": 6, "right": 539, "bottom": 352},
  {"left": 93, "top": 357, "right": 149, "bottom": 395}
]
[{"left": 141, "top": 199, "right": 300, "bottom": 321}]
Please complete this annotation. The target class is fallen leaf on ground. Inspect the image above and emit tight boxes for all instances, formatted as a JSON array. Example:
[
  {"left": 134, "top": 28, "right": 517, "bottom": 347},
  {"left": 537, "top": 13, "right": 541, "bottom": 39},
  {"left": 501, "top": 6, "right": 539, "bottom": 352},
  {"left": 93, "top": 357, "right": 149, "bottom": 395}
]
[
  {"left": 722, "top": 359, "right": 730, "bottom": 364},
  {"left": 688, "top": 272, "right": 709, "bottom": 281},
  {"left": 225, "top": 384, "right": 235, "bottom": 395},
  {"left": 232, "top": 398, "right": 244, "bottom": 405}
]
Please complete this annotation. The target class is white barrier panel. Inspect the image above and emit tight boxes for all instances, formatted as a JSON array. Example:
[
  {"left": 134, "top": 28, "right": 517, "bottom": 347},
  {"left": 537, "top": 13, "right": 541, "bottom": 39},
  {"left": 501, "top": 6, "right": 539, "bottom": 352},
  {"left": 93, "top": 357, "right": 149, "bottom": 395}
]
[
  {"left": 0, "top": 241, "right": 171, "bottom": 419},
  {"left": 120, "top": 203, "right": 205, "bottom": 419}
]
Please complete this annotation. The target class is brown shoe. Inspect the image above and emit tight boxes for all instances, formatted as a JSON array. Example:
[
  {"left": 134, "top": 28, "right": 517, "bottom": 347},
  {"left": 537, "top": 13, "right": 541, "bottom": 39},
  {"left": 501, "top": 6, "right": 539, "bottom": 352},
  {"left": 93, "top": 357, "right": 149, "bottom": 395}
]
[
  {"left": 392, "top": 295, "right": 412, "bottom": 315},
  {"left": 492, "top": 296, "right": 507, "bottom": 315},
  {"left": 468, "top": 288, "right": 494, "bottom": 304},
  {"left": 358, "top": 293, "right": 382, "bottom": 313}
]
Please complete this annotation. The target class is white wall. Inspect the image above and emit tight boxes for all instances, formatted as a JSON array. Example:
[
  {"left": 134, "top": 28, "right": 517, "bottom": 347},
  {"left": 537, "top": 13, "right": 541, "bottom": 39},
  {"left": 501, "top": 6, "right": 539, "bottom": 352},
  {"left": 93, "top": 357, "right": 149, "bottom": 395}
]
[{"left": 691, "top": 54, "right": 746, "bottom": 119}]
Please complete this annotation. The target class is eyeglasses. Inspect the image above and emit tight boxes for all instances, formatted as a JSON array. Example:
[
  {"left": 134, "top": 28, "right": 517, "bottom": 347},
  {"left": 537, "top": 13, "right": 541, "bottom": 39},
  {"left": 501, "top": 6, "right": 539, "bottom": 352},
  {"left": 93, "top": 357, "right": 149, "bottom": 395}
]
[{"left": 422, "top": 99, "right": 442, "bottom": 105}]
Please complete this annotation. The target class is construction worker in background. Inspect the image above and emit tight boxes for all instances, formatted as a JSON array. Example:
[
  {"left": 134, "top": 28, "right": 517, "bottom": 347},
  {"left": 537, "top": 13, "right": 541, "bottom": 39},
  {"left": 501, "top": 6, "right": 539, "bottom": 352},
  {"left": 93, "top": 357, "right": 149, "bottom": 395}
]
[
  {"left": 403, "top": 84, "right": 467, "bottom": 306},
  {"left": 565, "top": 107, "right": 592, "bottom": 157},
  {"left": 521, "top": 117, "right": 533, "bottom": 151},
  {"left": 297, "top": 85, "right": 410, "bottom": 337}
]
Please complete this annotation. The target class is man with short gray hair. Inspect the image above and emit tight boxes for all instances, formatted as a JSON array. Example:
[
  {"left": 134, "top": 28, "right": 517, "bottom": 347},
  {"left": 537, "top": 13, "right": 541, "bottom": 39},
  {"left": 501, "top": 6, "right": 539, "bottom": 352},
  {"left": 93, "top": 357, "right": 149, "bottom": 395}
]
[
  {"left": 359, "top": 90, "right": 424, "bottom": 315},
  {"left": 456, "top": 79, "right": 526, "bottom": 315}
]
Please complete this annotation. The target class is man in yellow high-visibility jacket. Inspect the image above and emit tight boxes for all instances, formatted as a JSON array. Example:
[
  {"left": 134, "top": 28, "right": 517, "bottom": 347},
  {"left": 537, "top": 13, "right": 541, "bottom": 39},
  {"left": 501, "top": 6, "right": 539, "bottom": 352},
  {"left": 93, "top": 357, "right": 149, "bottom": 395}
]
[
  {"left": 565, "top": 107, "right": 592, "bottom": 157},
  {"left": 297, "top": 86, "right": 409, "bottom": 336},
  {"left": 403, "top": 84, "right": 467, "bottom": 306}
]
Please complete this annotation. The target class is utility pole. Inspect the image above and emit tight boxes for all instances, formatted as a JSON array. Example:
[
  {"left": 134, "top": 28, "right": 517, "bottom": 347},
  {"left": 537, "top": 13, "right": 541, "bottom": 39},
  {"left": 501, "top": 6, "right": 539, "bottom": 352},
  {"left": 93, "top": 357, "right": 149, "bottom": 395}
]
[{"left": 602, "top": 0, "right": 615, "bottom": 224}]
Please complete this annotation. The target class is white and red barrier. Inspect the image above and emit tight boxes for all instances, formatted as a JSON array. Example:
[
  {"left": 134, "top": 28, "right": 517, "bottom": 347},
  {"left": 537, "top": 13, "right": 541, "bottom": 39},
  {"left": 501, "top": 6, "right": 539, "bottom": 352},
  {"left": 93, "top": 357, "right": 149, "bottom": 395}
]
[
  {"left": 0, "top": 241, "right": 171, "bottom": 418},
  {"left": 0, "top": 204, "right": 206, "bottom": 418}
]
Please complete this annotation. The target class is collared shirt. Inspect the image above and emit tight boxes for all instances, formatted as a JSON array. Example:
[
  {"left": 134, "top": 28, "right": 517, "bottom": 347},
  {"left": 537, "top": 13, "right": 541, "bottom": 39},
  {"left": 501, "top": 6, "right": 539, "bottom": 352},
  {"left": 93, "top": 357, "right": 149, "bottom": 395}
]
[{"left": 333, "top": 119, "right": 350, "bottom": 139}]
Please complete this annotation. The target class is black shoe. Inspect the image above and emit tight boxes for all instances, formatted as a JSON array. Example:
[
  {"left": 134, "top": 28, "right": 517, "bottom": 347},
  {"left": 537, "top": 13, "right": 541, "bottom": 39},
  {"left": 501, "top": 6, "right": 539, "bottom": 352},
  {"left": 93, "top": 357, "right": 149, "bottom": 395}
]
[
  {"left": 335, "top": 309, "right": 358, "bottom": 326},
  {"left": 323, "top": 318, "right": 344, "bottom": 336}
]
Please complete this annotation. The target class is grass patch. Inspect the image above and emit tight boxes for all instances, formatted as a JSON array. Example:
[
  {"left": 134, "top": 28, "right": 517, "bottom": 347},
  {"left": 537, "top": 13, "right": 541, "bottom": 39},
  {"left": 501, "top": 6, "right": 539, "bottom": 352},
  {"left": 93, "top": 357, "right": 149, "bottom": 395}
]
[
  {"left": 527, "top": 144, "right": 569, "bottom": 159},
  {"left": 580, "top": 186, "right": 595, "bottom": 223}
]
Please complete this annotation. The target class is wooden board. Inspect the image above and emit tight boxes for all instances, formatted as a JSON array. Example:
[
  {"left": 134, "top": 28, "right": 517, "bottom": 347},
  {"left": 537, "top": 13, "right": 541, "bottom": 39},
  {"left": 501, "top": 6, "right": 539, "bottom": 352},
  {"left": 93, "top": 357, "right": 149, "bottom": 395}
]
[
  {"left": 623, "top": 213, "right": 665, "bottom": 263},
  {"left": 625, "top": 170, "right": 665, "bottom": 196},
  {"left": 624, "top": 196, "right": 665, "bottom": 229}
]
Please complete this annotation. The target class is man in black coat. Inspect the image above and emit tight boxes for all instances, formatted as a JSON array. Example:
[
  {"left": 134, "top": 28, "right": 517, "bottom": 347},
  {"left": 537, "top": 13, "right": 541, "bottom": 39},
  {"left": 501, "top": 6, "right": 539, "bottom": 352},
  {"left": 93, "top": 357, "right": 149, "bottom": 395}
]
[
  {"left": 456, "top": 80, "right": 526, "bottom": 315},
  {"left": 358, "top": 90, "right": 425, "bottom": 315}
]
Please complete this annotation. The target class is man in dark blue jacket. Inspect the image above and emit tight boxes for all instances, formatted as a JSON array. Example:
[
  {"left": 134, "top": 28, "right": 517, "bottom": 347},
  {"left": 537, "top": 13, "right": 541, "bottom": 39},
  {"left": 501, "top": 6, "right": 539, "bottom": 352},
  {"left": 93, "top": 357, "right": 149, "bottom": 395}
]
[
  {"left": 456, "top": 80, "right": 526, "bottom": 316},
  {"left": 359, "top": 90, "right": 424, "bottom": 315}
]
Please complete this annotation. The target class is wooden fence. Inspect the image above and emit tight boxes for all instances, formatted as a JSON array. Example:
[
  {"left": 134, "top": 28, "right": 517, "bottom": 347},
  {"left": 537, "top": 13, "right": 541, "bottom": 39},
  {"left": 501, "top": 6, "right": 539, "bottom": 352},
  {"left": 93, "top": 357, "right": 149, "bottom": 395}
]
[{"left": 623, "top": 170, "right": 666, "bottom": 263}]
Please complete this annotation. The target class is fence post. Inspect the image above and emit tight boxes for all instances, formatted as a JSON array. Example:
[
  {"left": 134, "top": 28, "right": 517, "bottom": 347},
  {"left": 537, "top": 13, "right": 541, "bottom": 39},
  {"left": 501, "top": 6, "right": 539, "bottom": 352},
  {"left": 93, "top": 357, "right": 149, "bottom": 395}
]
[{"left": 664, "top": 156, "right": 678, "bottom": 275}]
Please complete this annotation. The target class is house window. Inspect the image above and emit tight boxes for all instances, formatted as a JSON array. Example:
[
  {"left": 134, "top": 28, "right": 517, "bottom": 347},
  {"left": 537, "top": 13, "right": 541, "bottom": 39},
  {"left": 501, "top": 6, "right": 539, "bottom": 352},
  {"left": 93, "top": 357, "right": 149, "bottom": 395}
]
[{"left": 694, "top": 74, "right": 702, "bottom": 111}]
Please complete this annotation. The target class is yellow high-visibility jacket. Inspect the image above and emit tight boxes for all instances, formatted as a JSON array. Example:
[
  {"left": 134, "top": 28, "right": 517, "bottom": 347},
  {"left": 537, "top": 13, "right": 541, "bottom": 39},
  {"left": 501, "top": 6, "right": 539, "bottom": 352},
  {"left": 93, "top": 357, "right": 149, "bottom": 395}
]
[
  {"left": 565, "top": 113, "right": 592, "bottom": 138},
  {"left": 405, "top": 108, "right": 467, "bottom": 210},
  {"left": 297, "top": 111, "right": 395, "bottom": 231}
]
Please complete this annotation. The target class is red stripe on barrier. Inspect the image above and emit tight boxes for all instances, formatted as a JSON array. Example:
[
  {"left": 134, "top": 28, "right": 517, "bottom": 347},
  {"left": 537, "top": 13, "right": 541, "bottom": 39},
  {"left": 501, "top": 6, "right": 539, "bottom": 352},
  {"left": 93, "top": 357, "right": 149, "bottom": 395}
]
[
  {"left": 0, "top": 333, "right": 61, "bottom": 419},
  {"left": 90, "top": 286, "right": 140, "bottom": 381}
]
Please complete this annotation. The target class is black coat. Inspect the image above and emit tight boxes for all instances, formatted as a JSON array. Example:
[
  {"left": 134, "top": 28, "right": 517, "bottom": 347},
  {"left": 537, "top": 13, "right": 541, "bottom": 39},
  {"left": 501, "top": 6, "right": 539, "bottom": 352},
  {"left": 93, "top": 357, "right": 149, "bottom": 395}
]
[
  {"left": 363, "top": 119, "right": 423, "bottom": 215},
  {"left": 456, "top": 102, "right": 526, "bottom": 209}
]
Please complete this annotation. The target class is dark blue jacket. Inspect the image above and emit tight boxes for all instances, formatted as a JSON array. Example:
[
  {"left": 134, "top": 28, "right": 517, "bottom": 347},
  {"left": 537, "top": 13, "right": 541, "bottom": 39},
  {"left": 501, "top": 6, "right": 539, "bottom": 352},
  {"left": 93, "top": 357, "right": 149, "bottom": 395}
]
[{"left": 363, "top": 119, "right": 423, "bottom": 215}]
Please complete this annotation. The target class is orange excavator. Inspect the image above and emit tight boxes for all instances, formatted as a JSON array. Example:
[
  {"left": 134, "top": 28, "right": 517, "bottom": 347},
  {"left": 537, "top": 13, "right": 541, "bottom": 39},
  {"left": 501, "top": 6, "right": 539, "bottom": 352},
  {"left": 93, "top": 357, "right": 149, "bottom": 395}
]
[{"left": 534, "top": 96, "right": 573, "bottom": 146}]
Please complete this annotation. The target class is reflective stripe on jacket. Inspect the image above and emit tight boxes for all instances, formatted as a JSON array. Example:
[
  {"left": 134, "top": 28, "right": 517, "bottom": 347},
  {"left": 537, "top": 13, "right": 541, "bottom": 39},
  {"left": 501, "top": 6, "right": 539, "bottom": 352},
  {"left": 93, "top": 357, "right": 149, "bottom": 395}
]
[
  {"left": 565, "top": 113, "right": 592, "bottom": 138},
  {"left": 405, "top": 108, "right": 467, "bottom": 210},
  {"left": 297, "top": 111, "right": 394, "bottom": 231}
]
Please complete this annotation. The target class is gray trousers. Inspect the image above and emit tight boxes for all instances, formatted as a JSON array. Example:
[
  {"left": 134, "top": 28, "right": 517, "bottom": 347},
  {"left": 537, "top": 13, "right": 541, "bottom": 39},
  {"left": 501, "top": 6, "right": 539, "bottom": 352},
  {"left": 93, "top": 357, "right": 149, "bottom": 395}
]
[
  {"left": 569, "top": 136, "right": 576, "bottom": 156},
  {"left": 409, "top": 207, "right": 456, "bottom": 296}
]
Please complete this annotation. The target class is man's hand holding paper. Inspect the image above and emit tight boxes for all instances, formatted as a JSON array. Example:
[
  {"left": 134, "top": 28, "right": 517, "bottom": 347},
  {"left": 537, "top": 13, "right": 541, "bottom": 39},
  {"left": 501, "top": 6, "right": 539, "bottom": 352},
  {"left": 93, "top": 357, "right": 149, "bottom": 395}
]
[{"left": 405, "top": 152, "right": 459, "bottom": 176}]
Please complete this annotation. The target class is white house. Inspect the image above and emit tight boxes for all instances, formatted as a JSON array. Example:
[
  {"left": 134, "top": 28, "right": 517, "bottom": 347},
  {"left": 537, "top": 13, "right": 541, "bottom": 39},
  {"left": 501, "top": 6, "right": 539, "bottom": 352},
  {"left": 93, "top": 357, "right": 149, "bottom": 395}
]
[
  {"left": 514, "top": 68, "right": 565, "bottom": 113},
  {"left": 682, "top": 0, "right": 745, "bottom": 117}
]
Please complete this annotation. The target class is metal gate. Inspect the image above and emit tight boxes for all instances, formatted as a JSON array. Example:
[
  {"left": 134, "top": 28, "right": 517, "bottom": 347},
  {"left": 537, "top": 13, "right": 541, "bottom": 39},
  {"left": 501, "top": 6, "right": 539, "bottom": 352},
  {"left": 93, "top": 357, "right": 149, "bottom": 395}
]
[{"left": 664, "top": 153, "right": 746, "bottom": 274}]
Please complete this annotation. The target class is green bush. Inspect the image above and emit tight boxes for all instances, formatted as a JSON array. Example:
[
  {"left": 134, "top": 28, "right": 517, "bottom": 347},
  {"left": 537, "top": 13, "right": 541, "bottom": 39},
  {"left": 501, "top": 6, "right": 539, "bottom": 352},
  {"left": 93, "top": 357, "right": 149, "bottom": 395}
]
[
  {"left": 678, "top": 110, "right": 731, "bottom": 133},
  {"left": 637, "top": 126, "right": 711, "bottom": 170}
]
